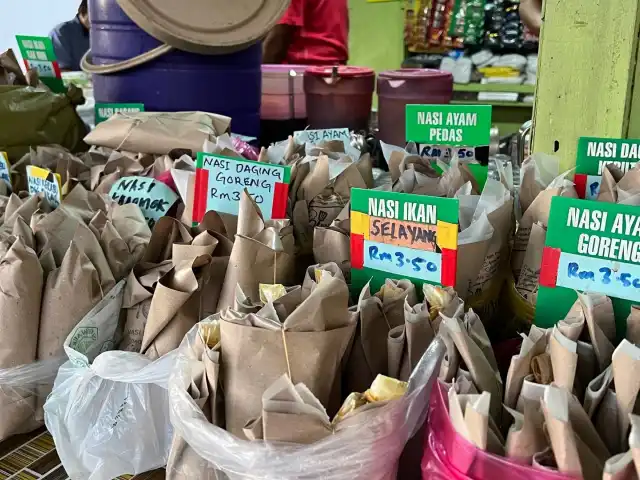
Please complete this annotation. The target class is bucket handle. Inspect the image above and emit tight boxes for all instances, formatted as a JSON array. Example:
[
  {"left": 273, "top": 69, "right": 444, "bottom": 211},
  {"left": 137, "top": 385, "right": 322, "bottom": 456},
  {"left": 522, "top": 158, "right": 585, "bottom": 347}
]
[{"left": 80, "top": 43, "right": 173, "bottom": 75}]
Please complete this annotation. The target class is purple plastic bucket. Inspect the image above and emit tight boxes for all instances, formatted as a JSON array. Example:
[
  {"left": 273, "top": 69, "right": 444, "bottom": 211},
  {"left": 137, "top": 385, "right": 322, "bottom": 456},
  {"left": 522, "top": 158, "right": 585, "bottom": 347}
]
[
  {"left": 261, "top": 64, "right": 308, "bottom": 121},
  {"left": 89, "top": 0, "right": 262, "bottom": 137},
  {"left": 377, "top": 68, "right": 453, "bottom": 146}
]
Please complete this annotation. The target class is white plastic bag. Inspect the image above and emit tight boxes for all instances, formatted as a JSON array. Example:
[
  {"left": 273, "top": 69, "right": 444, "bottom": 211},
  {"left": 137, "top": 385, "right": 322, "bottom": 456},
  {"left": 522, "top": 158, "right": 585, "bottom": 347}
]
[
  {"left": 45, "top": 279, "right": 177, "bottom": 480},
  {"left": 0, "top": 356, "right": 63, "bottom": 441},
  {"left": 168, "top": 323, "right": 446, "bottom": 480}
]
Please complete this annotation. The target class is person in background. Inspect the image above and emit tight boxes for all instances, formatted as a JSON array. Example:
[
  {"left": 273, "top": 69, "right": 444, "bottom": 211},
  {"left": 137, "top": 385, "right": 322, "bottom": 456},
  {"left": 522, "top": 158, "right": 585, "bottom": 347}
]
[
  {"left": 49, "top": 0, "right": 90, "bottom": 71},
  {"left": 519, "top": 0, "right": 542, "bottom": 35},
  {"left": 262, "top": 0, "right": 349, "bottom": 65}
]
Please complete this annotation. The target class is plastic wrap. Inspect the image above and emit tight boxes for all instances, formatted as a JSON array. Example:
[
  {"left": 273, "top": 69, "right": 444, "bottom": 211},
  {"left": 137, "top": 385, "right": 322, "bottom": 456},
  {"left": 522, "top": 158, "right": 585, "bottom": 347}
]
[
  {"left": 0, "top": 356, "right": 64, "bottom": 441},
  {"left": 44, "top": 280, "right": 175, "bottom": 480},
  {"left": 44, "top": 350, "right": 176, "bottom": 480},
  {"left": 168, "top": 323, "right": 446, "bottom": 480},
  {"left": 421, "top": 381, "right": 576, "bottom": 479}
]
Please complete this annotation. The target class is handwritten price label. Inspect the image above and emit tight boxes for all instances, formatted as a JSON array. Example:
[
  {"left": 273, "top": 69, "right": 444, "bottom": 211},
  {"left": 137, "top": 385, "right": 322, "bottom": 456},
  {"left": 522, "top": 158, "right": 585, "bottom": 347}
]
[
  {"left": 363, "top": 240, "right": 441, "bottom": 283},
  {"left": 420, "top": 145, "right": 475, "bottom": 160},
  {"left": 109, "top": 176, "right": 178, "bottom": 229},
  {"left": 294, "top": 128, "right": 349, "bottom": 145},
  {"left": 193, "top": 153, "right": 290, "bottom": 223},
  {"left": 27, "top": 60, "right": 55, "bottom": 78},
  {"left": 556, "top": 252, "right": 640, "bottom": 303}
]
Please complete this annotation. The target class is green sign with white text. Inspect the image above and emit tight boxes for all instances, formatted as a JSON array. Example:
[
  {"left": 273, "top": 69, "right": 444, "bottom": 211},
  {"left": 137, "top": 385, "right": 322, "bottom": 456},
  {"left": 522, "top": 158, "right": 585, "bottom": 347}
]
[
  {"left": 405, "top": 104, "right": 492, "bottom": 146},
  {"left": 350, "top": 188, "right": 460, "bottom": 296},
  {"left": 536, "top": 196, "right": 640, "bottom": 337},
  {"left": 15, "top": 35, "right": 65, "bottom": 93},
  {"left": 95, "top": 103, "right": 145, "bottom": 124},
  {"left": 575, "top": 137, "right": 640, "bottom": 199}
]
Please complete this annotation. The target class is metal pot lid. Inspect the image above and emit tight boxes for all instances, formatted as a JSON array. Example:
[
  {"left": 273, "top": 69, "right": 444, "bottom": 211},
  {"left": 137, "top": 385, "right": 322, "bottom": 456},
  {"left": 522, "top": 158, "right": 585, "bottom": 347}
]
[
  {"left": 117, "top": 0, "right": 291, "bottom": 54},
  {"left": 305, "top": 65, "right": 374, "bottom": 78},
  {"left": 378, "top": 68, "right": 453, "bottom": 80}
]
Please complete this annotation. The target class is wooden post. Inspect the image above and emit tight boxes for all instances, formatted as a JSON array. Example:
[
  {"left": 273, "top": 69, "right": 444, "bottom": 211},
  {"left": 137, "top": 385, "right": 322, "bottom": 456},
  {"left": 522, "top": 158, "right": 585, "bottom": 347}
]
[{"left": 531, "top": 0, "right": 640, "bottom": 172}]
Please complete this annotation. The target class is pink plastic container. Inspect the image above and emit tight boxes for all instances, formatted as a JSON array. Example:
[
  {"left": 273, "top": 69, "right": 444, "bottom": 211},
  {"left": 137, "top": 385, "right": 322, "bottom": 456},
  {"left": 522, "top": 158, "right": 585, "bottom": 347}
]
[
  {"left": 304, "top": 65, "right": 375, "bottom": 132},
  {"left": 261, "top": 64, "right": 308, "bottom": 121},
  {"left": 422, "top": 381, "right": 577, "bottom": 480},
  {"left": 378, "top": 68, "right": 453, "bottom": 146}
]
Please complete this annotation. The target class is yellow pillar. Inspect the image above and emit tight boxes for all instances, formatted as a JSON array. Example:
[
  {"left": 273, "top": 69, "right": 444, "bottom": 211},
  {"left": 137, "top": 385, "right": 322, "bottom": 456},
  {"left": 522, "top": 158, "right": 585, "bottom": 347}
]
[{"left": 531, "top": 0, "right": 640, "bottom": 172}]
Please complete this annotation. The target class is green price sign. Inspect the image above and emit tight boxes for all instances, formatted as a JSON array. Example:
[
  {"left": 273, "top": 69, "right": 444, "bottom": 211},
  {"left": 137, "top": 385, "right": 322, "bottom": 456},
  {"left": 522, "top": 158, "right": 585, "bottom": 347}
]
[
  {"left": 15, "top": 35, "right": 65, "bottom": 94},
  {"left": 574, "top": 137, "right": 640, "bottom": 199},
  {"left": 536, "top": 196, "right": 640, "bottom": 337},
  {"left": 95, "top": 103, "right": 145, "bottom": 124},
  {"left": 405, "top": 104, "right": 492, "bottom": 146},
  {"left": 350, "top": 188, "right": 459, "bottom": 296}
]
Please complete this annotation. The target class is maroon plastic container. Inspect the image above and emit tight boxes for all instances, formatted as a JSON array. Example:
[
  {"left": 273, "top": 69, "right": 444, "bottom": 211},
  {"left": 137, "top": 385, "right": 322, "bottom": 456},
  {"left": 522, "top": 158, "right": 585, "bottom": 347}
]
[
  {"left": 377, "top": 68, "right": 453, "bottom": 146},
  {"left": 303, "top": 66, "right": 375, "bottom": 132}
]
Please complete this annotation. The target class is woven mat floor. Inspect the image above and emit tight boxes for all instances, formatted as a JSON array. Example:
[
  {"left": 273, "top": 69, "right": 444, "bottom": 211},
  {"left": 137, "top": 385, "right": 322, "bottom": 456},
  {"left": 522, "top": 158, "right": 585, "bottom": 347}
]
[{"left": 0, "top": 429, "right": 164, "bottom": 480}]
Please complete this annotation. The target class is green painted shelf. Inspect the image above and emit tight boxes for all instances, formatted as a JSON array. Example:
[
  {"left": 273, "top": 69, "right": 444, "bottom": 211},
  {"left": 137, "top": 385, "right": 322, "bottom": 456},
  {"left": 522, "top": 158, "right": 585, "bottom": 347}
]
[
  {"left": 451, "top": 99, "right": 533, "bottom": 108},
  {"left": 453, "top": 83, "right": 535, "bottom": 94}
]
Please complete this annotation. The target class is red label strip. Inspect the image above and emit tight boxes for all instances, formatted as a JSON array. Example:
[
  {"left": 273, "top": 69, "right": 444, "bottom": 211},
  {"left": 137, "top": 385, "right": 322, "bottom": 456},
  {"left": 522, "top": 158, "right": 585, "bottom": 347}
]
[
  {"left": 440, "top": 248, "right": 457, "bottom": 287},
  {"left": 351, "top": 234, "right": 364, "bottom": 269},
  {"left": 539, "top": 246, "right": 561, "bottom": 288},
  {"left": 272, "top": 182, "right": 289, "bottom": 219},
  {"left": 193, "top": 168, "right": 209, "bottom": 224},
  {"left": 573, "top": 173, "right": 587, "bottom": 199}
]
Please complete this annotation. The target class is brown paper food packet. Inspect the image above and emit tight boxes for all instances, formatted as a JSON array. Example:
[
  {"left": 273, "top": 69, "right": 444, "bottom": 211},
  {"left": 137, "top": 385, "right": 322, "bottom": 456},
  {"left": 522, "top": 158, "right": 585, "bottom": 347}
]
[
  {"left": 602, "top": 451, "right": 637, "bottom": 480},
  {"left": 344, "top": 282, "right": 387, "bottom": 394},
  {"left": 220, "top": 269, "right": 355, "bottom": 436},
  {"left": 84, "top": 111, "right": 231, "bottom": 155},
  {"left": 627, "top": 306, "right": 640, "bottom": 346},
  {"left": 505, "top": 398, "right": 547, "bottom": 463},
  {"left": 140, "top": 255, "right": 212, "bottom": 359},
  {"left": 245, "top": 374, "right": 332, "bottom": 444},
  {"left": 458, "top": 179, "right": 514, "bottom": 309},
  {"left": 33, "top": 206, "right": 116, "bottom": 295},
  {"left": 597, "top": 164, "right": 625, "bottom": 203},
  {"left": 233, "top": 284, "right": 303, "bottom": 319},
  {"left": 630, "top": 414, "right": 640, "bottom": 475},
  {"left": 581, "top": 293, "right": 616, "bottom": 369},
  {"left": 0, "top": 237, "right": 44, "bottom": 440},
  {"left": 217, "top": 192, "right": 295, "bottom": 311},
  {"left": 387, "top": 297, "right": 435, "bottom": 381},
  {"left": 549, "top": 326, "right": 578, "bottom": 393},
  {"left": 440, "top": 314, "right": 503, "bottom": 419},
  {"left": 376, "top": 278, "right": 418, "bottom": 328},
  {"left": 423, "top": 284, "right": 465, "bottom": 330},
  {"left": 587, "top": 340, "right": 640, "bottom": 455},
  {"left": 448, "top": 388, "right": 504, "bottom": 455},
  {"left": 292, "top": 155, "right": 367, "bottom": 253},
  {"left": 512, "top": 166, "right": 577, "bottom": 280},
  {"left": 200, "top": 231, "right": 233, "bottom": 318},
  {"left": 515, "top": 221, "right": 547, "bottom": 302},
  {"left": 120, "top": 261, "right": 173, "bottom": 352},
  {"left": 542, "top": 386, "right": 602, "bottom": 480},
  {"left": 504, "top": 326, "right": 547, "bottom": 411},
  {"left": 167, "top": 320, "right": 221, "bottom": 480},
  {"left": 37, "top": 240, "right": 103, "bottom": 360},
  {"left": 313, "top": 225, "right": 350, "bottom": 281},
  {"left": 464, "top": 309, "right": 499, "bottom": 372},
  {"left": 95, "top": 204, "right": 151, "bottom": 280},
  {"left": 142, "top": 216, "right": 192, "bottom": 264}
]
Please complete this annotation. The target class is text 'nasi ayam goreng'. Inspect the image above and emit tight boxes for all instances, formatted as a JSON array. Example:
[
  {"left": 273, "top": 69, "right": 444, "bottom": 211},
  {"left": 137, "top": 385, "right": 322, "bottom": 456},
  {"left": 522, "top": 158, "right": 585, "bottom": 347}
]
[{"left": 568, "top": 206, "right": 640, "bottom": 262}]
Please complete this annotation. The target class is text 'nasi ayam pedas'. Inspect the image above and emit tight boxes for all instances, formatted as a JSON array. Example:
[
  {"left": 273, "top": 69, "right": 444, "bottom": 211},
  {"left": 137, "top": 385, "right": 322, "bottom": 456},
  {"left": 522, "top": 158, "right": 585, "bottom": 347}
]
[{"left": 416, "top": 111, "right": 478, "bottom": 143}]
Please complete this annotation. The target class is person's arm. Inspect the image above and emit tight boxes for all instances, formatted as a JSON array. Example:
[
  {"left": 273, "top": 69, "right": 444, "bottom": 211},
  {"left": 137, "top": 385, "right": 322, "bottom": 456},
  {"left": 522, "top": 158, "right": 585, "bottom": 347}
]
[
  {"left": 263, "top": 0, "right": 303, "bottom": 63},
  {"left": 519, "top": 0, "right": 543, "bottom": 35}
]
